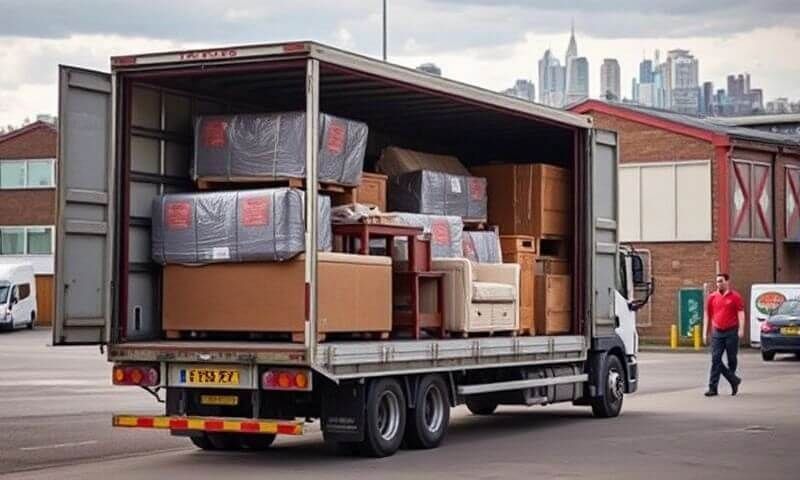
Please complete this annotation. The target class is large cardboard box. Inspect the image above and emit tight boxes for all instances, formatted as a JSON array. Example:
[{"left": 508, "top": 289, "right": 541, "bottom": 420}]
[
  {"left": 471, "top": 164, "right": 571, "bottom": 237},
  {"left": 162, "top": 252, "right": 392, "bottom": 335},
  {"left": 377, "top": 146, "right": 470, "bottom": 177},
  {"left": 534, "top": 273, "right": 572, "bottom": 334}
]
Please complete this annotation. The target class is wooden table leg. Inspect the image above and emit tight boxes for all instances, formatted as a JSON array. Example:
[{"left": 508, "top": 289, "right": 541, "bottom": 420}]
[
  {"left": 407, "top": 234, "right": 416, "bottom": 272},
  {"left": 360, "top": 228, "right": 369, "bottom": 255}
]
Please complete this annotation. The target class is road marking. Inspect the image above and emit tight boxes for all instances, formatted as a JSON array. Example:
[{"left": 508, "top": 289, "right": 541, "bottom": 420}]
[{"left": 20, "top": 440, "right": 98, "bottom": 451}]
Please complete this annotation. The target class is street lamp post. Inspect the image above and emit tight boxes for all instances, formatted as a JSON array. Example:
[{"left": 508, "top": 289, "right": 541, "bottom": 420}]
[{"left": 382, "top": 0, "right": 387, "bottom": 61}]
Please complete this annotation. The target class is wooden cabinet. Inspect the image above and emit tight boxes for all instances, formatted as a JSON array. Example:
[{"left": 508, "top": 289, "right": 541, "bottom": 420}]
[
  {"left": 535, "top": 273, "right": 572, "bottom": 334},
  {"left": 501, "top": 235, "right": 536, "bottom": 335},
  {"left": 337, "top": 172, "right": 388, "bottom": 211},
  {"left": 472, "top": 164, "right": 571, "bottom": 237}
]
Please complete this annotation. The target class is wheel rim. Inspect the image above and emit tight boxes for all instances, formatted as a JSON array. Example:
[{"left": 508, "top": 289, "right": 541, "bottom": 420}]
[
  {"left": 608, "top": 368, "right": 624, "bottom": 401},
  {"left": 422, "top": 384, "right": 445, "bottom": 433},
  {"left": 376, "top": 390, "right": 401, "bottom": 441}
]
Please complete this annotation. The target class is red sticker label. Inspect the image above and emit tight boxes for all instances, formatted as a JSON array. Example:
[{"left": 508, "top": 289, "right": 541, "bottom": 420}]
[
  {"left": 202, "top": 119, "right": 228, "bottom": 148},
  {"left": 166, "top": 202, "right": 192, "bottom": 230},
  {"left": 240, "top": 196, "right": 270, "bottom": 227},
  {"left": 326, "top": 120, "right": 347, "bottom": 155},
  {"left": 431, "top": 221, "right": 451, "bottom": 246},
  {"left": 469, "top": 178, "right": 486, "bottom": 200}
]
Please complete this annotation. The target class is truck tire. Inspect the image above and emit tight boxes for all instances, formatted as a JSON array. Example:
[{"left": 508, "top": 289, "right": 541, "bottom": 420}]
[
  {"left": 189, "top": 433, "right": 218, "bottom": 450},
  {"left": 405, "top": 375, "right": 450, "bottom": 449},
  {"left": 761, "top": 350, "right": 775, "bottom": 361},
  {"left": 205, "top": 433, "right": 241, "bottom": 450},
  {"left": 359, "top": 378, "right": 406, "bottom": 457},
  {"left": 591, "top": 354, "right": 624, "bottom": 418},
  {"left": 238, "top": 434, "right": 276, "bottom": 450},
  {"left": 465, "top": 397, "right": 498, "bottom": 415}
]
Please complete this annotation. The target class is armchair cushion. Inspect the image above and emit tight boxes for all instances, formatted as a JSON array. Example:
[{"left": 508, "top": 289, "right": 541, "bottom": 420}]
[{"left": 472, "top": 282, "right": 515, "bottom": 302}]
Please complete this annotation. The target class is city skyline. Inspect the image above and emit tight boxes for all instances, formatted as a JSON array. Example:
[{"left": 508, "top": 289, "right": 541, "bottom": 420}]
[{"left": 1, "top": 1, "right": 800, "bottom": 126}]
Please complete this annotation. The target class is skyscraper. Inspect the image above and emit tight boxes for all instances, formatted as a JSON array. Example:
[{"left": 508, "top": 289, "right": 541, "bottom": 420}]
[
  {"left": 665, "top": 49, "right": 700, "bottom": 114},
  {"left": 639, "top": 59, "right": 654, "bottom": 84},
  {"left": 564, "top": 23, "right": 589, "bottom": 105},
  {"left": 702, "top": 81, "right": 714, "bottom": 115},
  {"left": 538, "top": 49, "right": 566, "bottom": 107},
  {"left": 502, "top": 79, "right": 536, "bottom": 102},
  {"left": 600, "top": 59, "right": 621, "bottom": 101}
]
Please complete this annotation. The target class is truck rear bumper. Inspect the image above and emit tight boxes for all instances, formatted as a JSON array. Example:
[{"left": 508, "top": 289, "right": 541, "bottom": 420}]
[{"left": 112, "top": 414, "right": 303, "bottom": 436}]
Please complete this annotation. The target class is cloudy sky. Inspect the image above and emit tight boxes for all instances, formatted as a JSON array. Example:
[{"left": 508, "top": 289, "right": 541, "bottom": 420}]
[{"left": 1, "top": 0, "right": 799, "bottom": 128}]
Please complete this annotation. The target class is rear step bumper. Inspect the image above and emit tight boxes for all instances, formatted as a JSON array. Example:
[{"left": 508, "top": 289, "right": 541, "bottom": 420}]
[{"left": 112, "top": 415, "right": 303, "bottom": 435}]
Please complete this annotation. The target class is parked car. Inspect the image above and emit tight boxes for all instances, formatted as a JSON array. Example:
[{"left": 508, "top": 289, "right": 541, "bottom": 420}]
[
  {"left": 0, "top": 263, "right": 37, "bottom": 331},
  {"left": 760, "top": 299, "right": 800, "bottom": 361}
]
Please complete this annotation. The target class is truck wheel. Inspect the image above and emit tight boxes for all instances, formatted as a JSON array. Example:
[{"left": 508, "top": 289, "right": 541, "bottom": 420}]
[
  {"left": 238, "top": 434, "right": 276, "bottom": 450},
  {"left": 465, "top": 397, "right": 498, "bottom": 415},
  {"left": 761, "top": 350, "right": 775, "bottom": 361},
  {"left": 591, "top": 354, "right": 624, "bottom": 418},
  {"left": 405, "top": 375, "right": 450, "bottom": 449},
  {"left": 189, "top": 433, "right": 217, "bottom": 450},
  {"left": 205, "top": 433, "right": 241, "bottom": 450},
  {"left": 359, "top": 378, "right": 406, "bottom": 457}
]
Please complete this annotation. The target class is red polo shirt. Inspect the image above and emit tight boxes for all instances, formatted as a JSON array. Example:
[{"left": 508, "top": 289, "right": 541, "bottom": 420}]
[{"left": 706, "top": 289, "right": 744, "bottom": 331}]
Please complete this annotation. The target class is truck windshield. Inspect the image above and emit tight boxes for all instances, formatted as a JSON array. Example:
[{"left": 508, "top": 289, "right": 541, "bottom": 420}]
[{"left": 0, "top": 284, "right": 9, "bottom": 304}]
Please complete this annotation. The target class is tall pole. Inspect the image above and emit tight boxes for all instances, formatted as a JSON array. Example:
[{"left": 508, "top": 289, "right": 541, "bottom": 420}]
[{"left": 382, "top": 0, "right": 387, "bottom": 61}]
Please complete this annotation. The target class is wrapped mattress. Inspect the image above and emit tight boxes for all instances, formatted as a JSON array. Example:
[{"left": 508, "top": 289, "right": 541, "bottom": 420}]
[
  {"left": 194, "top": 112, "right": 368, "bottom": 186},
  {"left": 152, "top": 188, "right": 331, "bottom": 265},
  {"left": 462, "top": 230, "right": 502, "bottom": 263},
  {"left": 388, "top": 170, "right": 487, "bottom": 221},
  {"left": 388, "top": 213, "right": 463, "bottom": 259}
]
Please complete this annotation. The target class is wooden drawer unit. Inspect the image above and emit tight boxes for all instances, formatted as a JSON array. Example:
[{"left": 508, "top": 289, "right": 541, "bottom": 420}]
[
  {"left": 534, "top": 273, "right": 572, "bottom": 335},
  {"left": 501, "top": 235, "right": 536, "bottom": 335},
  {"left": 339, "top": 172, "right": 387, "bottom": 211}
]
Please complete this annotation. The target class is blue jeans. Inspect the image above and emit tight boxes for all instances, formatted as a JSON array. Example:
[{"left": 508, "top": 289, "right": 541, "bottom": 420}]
[{"left": 708, "top": 328, "right": 739, "bottom": 391}]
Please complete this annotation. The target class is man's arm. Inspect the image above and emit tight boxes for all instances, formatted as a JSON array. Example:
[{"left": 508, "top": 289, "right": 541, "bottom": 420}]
[
  {"left": 738, "top": 310, "right": 746, "bottom": 339},
  {"left": 703, "top": 294, "right": 711, "bottom": 345}
]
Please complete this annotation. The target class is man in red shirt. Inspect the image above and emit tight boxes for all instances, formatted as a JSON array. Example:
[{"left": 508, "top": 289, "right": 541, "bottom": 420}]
[{"left": 702, "top": 273, "right": 744, "bottom": 397}]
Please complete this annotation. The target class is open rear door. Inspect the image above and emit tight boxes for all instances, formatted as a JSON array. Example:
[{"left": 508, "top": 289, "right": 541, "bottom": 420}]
[
  {"left": 53, "top": 66, "right": 114, "bottom": 345},
  {"left": 590, "top": 129, "right": 619, "bottom": 338}
]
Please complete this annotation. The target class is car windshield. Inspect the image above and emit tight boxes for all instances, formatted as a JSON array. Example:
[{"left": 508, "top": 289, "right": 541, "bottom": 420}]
[
  {"left": 776, "top": 300, "right": 800, "bottom": 316},
  {"left": 0, "top": 284, "right": 8, "bottom": 304}
]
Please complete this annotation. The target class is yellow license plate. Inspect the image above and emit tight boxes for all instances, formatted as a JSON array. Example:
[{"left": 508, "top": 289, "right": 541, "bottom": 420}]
[
  {"left": 200, "top": 395, "right": 239, "bottom": 406},
  {"left": 780, "top": 326, "right": 800, "bottom": 336},
  {"left": 185, "top": 368, "right": 240, "bottom": 386}
]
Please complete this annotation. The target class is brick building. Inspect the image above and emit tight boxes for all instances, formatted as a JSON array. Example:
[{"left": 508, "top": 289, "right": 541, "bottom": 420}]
[
  {"left": 570, "top": 100, "right": 800, "bottom": 342},
  {"left": 0, "top": 121, "right": 58, "bottom": 325}
]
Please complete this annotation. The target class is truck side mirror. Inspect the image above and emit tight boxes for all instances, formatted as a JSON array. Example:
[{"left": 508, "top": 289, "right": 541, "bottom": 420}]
[{"left": 631, "top": 255, "right": 645, "bottom": 285}]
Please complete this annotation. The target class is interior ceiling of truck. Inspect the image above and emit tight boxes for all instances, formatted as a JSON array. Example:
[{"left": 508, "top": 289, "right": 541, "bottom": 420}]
[{"left": 137, "top": 60, "right": 577, "bottom": 168}]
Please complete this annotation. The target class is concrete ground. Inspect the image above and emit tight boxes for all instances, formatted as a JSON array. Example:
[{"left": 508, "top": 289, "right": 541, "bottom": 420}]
[{"left": 1, "top": 328, "right": 799, "bottom": 479}]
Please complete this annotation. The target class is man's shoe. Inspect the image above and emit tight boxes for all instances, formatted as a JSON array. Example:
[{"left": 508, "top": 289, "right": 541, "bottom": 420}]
[
  {"left": 704, "top": 390, "right": 718, "bottom": 397},
  {"left": 731, "top": 376, "right": 741, "bottom": 396}
]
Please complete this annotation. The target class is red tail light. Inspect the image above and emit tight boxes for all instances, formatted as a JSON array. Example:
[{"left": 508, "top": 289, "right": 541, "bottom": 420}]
[
  {"left": 262, "top": 369, "right": 312, "bottom": 391},
  {"left": 113, "top": 365, "right": 159, "bottom": 386},
  {"left": 761, "top": 321, "right": 777, "bottom": 334}
]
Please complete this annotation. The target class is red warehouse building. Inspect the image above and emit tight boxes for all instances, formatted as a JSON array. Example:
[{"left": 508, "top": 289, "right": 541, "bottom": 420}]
[
  {"left": 0, "top": 120, "right": 58, "bottom": 326},
  {"left": 570, "top": 100, "right": 800, "bottom": 343}
]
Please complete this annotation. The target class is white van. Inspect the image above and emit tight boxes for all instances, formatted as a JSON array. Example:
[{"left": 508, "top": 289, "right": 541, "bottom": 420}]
[
  {"left": 0, "top": 263, "right": 37, "bottom": 331},
  {"left": 749, "top": 283, "right": 800, "bottom": 347}
]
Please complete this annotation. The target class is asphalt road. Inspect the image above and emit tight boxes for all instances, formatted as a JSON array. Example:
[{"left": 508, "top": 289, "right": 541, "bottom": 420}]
[{"left": 1, "top": 329, "right": 799, "bottom": 479}]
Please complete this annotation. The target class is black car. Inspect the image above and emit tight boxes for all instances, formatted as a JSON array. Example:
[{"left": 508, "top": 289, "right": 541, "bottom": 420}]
[{"left": 760, "top": 299, "right": 800, "bottom": 361}]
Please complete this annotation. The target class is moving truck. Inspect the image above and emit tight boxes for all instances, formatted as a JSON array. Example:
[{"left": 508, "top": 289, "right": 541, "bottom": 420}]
[{"left": 54, "top": 41, "right": 652, "bottom": 457}]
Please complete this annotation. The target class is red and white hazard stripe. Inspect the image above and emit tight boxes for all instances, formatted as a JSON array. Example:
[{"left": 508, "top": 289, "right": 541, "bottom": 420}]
[{"left": 113, "top": 415, "right": 303, "bottom": 435}]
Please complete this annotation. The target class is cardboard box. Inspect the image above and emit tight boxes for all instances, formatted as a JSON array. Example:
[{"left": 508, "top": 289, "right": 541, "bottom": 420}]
[
  {"left": 471, "top": 164, "right": 571, "bottom": 237},
  {"left": 335, "top": 172, "right": 388, "bottom": 211},
  {"left": 534, "top": 273, "right": 572, "bottom": 334},
  {"left": 162, "top": 252, "right": 392, "bottom": 335},
  {"left": 377, "top": 146, "right": 470, "bottom": 177}
]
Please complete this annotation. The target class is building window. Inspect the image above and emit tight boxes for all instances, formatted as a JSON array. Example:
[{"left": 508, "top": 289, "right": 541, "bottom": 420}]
[
  {"left": 0, "top": 227, "right": 26, "bottom": 254},
  {"left": 730, "top": 159, "right": 772, "bottom": 240},
  {"left": 0, "top": 159, "right": 55, "bottom": 189},
  {"left": 619, "top": 161, "right": 712, "bottom": 242},
  {"left": 0, "top": 226, "right": 54, "bottom": 255}
]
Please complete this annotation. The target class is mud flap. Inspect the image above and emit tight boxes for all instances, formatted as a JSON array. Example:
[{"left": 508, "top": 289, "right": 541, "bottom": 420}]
[{"left": 321, "top": 381, "right": 365, "bottom": 443}]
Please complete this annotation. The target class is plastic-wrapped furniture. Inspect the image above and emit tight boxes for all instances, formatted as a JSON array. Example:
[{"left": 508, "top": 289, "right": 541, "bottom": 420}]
[{"left": 430, "top": 258, "right": 519, "bottom": 335}]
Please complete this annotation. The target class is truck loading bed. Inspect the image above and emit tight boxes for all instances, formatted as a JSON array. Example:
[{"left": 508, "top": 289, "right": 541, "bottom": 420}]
[{"left": 109, "top": 335, "right": 587, "bottom": 379}]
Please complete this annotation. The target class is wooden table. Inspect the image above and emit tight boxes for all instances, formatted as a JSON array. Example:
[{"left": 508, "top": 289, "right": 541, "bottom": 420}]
[{"left": 332, "top": 223, "right": 424, "bottom": 265}]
